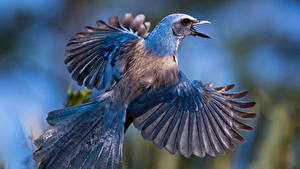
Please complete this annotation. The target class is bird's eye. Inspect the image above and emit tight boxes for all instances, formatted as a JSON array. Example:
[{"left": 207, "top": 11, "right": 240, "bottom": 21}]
[{"left": 181, "top": 18, "right": 191, "bottom": 26}]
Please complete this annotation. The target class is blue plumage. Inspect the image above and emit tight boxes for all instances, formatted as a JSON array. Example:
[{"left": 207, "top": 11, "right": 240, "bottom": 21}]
[
  {"left": 65, "top": 30, "right": 139, "bottom": 90},
  {"left": 33, "top": 13, "right": 256, "bottom": 169},
  {"left": 127, "top": 71, "right": 255, "bottom": 157}
]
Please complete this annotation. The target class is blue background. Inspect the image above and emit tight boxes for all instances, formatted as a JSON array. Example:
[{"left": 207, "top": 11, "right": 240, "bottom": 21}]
[{"left": 0, "top": 0, "right": 300, "bottom": 169}]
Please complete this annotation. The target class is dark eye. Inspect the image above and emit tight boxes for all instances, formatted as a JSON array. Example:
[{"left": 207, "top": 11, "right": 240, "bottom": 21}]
[{"left": 181, "top": 18, "right": 191, "bottom": 26}]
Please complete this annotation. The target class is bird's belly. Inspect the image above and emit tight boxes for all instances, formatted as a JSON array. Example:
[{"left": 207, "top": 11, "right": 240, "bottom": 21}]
[
  {"left": 140, "top": 74, "right": 154, "bottom": 84},
  {"left": 112, "top": 53, "right": 179, "bottom": 105},
  {"left": 111, "top": 78, "right": 150, "bottom": 105}
]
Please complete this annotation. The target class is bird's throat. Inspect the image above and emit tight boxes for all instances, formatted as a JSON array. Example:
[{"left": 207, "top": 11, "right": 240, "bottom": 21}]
[
  {"left": 144, "top": 26, "right": 181, "bottom": 57},
  {"left": 144, "top": 37, "right": 180, "bottom": 57}
]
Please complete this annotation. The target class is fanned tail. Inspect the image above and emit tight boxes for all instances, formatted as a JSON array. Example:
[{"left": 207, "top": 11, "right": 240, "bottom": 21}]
[{"left": 33, "top": 94, "right": 126, "bottom": 169}]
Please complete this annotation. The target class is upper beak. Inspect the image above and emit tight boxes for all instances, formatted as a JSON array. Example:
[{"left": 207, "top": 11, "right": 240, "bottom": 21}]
[{"left": 190, "top": 20, "right": 211, "bottom": 38}]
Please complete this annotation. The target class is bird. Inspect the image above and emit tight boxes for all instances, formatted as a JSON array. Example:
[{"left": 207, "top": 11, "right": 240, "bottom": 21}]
[{"left": 33, "top": 13, "right": 256, "bottom": 169}]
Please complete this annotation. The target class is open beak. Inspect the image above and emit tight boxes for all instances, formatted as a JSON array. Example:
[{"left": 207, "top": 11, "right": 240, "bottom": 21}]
[{"left": 190, "top": 20, "right": 211, "bottom": 38}]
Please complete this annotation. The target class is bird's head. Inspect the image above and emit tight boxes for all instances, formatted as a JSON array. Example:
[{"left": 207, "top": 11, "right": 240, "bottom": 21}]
[
  {"left": 166, "top": 14, "right": 211, "bottom": 39},
  {"left": 145, "top": 13, "right": 210, "bottom": 56}
]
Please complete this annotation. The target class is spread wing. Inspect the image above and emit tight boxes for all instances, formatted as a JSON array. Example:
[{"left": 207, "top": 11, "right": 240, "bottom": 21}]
[
  {"left": 127, "top": 72, "right": 256, "bottom": 158},
  {"left": 65, "top": 13, "right": 151, "bottom": 90}
]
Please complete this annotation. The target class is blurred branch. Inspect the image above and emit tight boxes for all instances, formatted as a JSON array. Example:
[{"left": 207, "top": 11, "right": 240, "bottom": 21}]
[{"left": 249, "top": 99, "right": 294, "bottom": 169}]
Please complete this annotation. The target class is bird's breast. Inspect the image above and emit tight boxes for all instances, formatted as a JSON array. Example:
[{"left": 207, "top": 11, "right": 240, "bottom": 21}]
[{"left": 112, "top": 39, "right": 180, "bottom": 104}]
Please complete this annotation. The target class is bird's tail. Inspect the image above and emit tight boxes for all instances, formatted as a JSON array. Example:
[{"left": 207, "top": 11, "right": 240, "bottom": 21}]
[{"left": 33, "top": 93, "right": 126, "bottom": 169}]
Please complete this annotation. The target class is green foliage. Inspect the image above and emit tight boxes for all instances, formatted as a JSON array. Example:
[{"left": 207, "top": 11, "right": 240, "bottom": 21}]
[{"left": 66, "top": 85, "right": 92, "bottom": 107}]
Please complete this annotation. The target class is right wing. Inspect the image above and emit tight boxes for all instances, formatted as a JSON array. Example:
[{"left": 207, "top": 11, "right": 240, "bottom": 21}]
[
  {"left": 65, "top": 13, "right": 151, "bottom": 90},
  {"left": 127, "top": 72, "right": 256, "bottom": 158}
]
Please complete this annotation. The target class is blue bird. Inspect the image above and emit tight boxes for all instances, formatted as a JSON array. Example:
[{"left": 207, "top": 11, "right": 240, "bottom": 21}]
[{"left": 33, "top": 13, "right": 256, "bottom": 169}]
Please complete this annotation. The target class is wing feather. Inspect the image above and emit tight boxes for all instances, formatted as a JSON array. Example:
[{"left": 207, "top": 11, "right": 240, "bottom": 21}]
[
  {"left": 65, "top": 13, "right": 152, "bottom": 90},
  {"left": 127, "top": 72, "right": 256, "bottom": 158}
]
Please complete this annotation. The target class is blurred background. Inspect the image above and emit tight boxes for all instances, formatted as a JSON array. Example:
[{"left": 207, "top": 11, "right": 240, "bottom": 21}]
[{"left": 0, "top": 0, "right": 300, "bottom": 168}]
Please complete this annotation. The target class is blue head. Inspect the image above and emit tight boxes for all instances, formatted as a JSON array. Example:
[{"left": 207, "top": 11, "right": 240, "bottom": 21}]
[{"left": 144, "top": 13, "right": 210, "bottom": 56}]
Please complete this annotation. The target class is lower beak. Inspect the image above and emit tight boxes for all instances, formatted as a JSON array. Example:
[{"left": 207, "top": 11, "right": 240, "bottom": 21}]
[{"left": 190, "top": 20, "right": 211, "bottom": 38}]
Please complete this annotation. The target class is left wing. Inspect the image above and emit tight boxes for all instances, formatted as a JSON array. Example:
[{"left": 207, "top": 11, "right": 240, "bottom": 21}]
[
  {"left": 65, "top": 13, "right": 151, "bottom": 90},
  {"left": 127, "top": 72, "right": 256, "bottom": 158}
]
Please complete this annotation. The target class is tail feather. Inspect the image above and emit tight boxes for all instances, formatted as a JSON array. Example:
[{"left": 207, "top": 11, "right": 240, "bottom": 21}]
[
  {"left": 33, "top": 97, "right": 126, "bottom": 169},
  {"left": 46, "top": 101, "right": 100, "bottom": 126}
]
